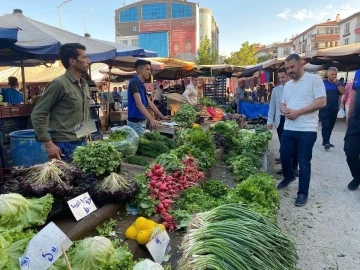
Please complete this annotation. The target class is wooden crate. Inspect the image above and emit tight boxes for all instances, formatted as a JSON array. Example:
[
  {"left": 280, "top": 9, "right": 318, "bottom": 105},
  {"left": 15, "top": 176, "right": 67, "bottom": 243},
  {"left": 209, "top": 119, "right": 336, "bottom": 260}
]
[{"left": 110, "top": 111, "right": 127, "bottom": 121}]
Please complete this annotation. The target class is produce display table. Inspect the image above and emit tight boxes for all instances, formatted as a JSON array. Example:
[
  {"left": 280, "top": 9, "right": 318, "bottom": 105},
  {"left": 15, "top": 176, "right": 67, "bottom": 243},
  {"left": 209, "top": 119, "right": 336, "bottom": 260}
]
[{"left": 239, "top": 101, "right": 269, "bottom": 118}]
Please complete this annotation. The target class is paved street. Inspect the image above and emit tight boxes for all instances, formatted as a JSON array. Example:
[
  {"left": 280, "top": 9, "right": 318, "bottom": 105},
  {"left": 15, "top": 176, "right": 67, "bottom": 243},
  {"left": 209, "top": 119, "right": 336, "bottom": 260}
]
[{"left": 269, "top": 120, "right": 360, "bottom": 270}]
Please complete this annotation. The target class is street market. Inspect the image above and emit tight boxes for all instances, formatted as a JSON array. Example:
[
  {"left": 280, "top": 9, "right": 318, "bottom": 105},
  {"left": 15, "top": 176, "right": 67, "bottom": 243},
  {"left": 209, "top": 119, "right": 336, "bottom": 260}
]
[{"left": 1, "top": 2, "right": 360, "bottom": 270}]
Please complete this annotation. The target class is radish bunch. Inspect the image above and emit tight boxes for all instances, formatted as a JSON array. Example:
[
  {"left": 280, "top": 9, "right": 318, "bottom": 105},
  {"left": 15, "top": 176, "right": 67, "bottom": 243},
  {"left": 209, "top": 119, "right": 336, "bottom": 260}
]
[{"left": 145, "top": 157, "right": 205, "bottom": 231}]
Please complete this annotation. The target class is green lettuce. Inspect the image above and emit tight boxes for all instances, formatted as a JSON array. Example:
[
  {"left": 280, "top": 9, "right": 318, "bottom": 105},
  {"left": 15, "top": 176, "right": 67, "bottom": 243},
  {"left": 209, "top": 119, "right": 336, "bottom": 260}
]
[{"left": 0, "top": 193, "right": 53, "bottom": 229}]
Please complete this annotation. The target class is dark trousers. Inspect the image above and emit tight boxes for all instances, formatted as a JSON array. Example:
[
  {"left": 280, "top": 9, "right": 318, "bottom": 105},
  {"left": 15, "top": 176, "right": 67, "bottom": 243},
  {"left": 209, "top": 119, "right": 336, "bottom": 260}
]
[
  {"left": 280, "top": 130, "right": 317, "bottom": 196},
  {"left": 319, "top": 109, "right": 338, "bottom": 145},
  {"left": 277, "top": 116, "right": 298, "bottom": 170},
  {"left": 344, "top": 132, "right": 360, "bottom": 182}
]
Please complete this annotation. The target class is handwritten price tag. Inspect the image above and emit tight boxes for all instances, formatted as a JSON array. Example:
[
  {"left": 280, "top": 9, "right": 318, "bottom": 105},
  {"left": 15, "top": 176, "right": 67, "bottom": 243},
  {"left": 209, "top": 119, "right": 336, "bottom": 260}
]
[
  {"left": 19, "top": 222, "right": 72, "bottom": 270},
  {"left": 75, "top": 120, "right": 97, "bottom": 138},
  {"left": 67, "top": 192, "right": 97, "bottom": 221},
  {"left": 146, "top": 230, "right": 170, "bottom": 263}
]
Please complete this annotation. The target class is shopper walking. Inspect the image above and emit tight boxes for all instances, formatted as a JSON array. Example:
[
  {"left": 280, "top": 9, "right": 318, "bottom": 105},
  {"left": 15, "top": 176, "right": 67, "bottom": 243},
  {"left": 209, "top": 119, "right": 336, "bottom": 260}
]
[
  {"left": 278, "top": 54, "right": 326, "bottom": 207},
  {"left": 267, "top": 68, "right": 298, "bottom": 176},
  {"left": 319, "top": 67, "right": 345, "bottom": 150},
  {"left": 341, "top": 81, "right": 354, "bottom": 118},
  {"left": 344, "top": 69, "right": 360, "bottom": 190}
]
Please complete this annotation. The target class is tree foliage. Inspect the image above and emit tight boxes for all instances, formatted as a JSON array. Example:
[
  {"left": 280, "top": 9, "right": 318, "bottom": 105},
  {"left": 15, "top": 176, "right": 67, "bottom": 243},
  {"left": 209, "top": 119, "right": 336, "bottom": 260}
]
[
  {"left": 257, "top": 54, "right": 272, "bottom": 63},
  {"left": 224, "top": 42, "right": 257, "bottom": 66},
  {"left": 196, "top": 36, "right": 218, "bottom": 65}
]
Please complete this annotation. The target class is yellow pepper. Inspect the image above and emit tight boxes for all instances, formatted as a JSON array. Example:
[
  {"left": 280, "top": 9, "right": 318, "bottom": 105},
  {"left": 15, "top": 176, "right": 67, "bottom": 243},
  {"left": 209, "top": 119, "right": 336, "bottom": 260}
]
[{"left": 193, "top": 123, "right": 200, "bottom": 128}]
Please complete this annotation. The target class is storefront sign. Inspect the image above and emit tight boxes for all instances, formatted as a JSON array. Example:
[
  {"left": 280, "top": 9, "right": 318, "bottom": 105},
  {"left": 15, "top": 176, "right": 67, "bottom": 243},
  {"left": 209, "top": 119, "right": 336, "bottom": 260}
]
[{"left": 139, "top": 19, "right": 170, "bottom": 33}]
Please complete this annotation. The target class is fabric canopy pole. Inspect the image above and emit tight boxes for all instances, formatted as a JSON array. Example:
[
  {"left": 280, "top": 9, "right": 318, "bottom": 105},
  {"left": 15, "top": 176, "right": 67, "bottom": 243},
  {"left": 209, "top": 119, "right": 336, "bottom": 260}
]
[
  {"left": 106, "top": 65, "right": 112, "bottom": 129},
  {"left": 21, "top": 59, "right": 27, "bottom": 103}
]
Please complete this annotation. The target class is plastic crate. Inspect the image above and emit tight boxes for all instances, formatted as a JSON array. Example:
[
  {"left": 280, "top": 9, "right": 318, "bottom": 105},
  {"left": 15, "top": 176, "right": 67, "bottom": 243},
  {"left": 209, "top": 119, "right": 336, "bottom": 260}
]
[
  {"left": 0, "top": 144, "right": 12, "bottom": 168},
  {"left": 90, "top": 105, "right": 100, "bottom": 119}
]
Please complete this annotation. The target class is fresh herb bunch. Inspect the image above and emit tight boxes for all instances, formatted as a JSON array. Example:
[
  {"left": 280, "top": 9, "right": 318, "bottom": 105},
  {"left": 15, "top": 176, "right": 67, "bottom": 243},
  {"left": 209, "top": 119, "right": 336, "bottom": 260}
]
[
  {"left": 137, "top": 132, "right": 175, "bottom": 158},
  {"left": 124, "top": 155, "right": 149, "bottom": 167},
  {"left": 230, "top": 156, "right": 257, "bottom": 182},
  {"left": 227, "top": 173, "right": 280, "bottom": 219},
  {"left": 233, "top": 129, "right": 272, "bottom": 156},
  {"left": 198, "top": 97, "right": 217, "bottom": 107},
  {"left": 73, "top": 141, "right": 122, "bottom": 176},
  {"left": 202, "top": 179, "right": 229, "bottom": 198},
  {"left": 132, "top": 174, "right": 158, "bottom": 217},
  {"left": 96, "top": 218, "right": 117, "bottom": 237},
  {"left": 108, "top": 130, "right": 127, "bottom": 142},
  {"left": 174, "top": 104, "right": 197, "bottom": 128},
  {"left": 154, "top": 153, "right": 184, "bottom": 172},
  {"left": 226, "top": 152, "right": 262, "bottom": 169}
]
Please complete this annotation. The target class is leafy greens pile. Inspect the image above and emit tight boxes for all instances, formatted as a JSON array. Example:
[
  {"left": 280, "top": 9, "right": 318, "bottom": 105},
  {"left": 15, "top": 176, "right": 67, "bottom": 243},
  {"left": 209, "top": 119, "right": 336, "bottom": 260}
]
[
  {"left": 137, "top": 132, "right": 175, "bottom": 158},
  {"left": 73, "top": 141, "right": 122, "bottom": 176},
  {"left": 0, "top": 193, "right": 53, "bottom": 229},
  {"left": 174, "top": 104, "right": 197, "bottom": 128}
]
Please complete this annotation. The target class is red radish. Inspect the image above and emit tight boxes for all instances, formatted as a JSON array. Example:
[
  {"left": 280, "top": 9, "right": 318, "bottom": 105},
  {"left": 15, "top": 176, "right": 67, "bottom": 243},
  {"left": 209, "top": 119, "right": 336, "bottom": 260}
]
[
  {"left": 158, "top": 202, "right": 164, "bottom": 209},
  {"left": 163, "top": 199, "right": 173, "bottom": 204},
  {"left": 154, "top": 169, "right": 162, "bottom": 177},
  {"left": 151, "top": 176, "right": 159, "bottom": 182},
  {"left": 163, "top": 203, "right": 169, "bottom": 209},
  {"left": 154, "top": 182, "right": 162, "bottom": 188},
  {"left": 159, "top": 184, "right": 167, "bottom": 191},
  {"left": 155, "top": 164, "right": 161, "bottom": 169},
  {"left": 150, "top": 180, "right": 156, "bottom": 187},
  {"left": 146, "top": 172, "right": 153, "bottom": 178}
]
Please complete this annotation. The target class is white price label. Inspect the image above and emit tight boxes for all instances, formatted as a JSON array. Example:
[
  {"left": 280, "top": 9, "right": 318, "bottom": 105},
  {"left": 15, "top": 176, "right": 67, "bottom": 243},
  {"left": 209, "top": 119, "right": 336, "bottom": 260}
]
[
  {"left": 19, "top": 222, "right": 72, "bottom": 270},
  {"left": 67, "top": 192, "right": 97, "bottom": 221},
  {"left": 146, "top": 231, "right": 170, "bottom": 263},
  {"left": 75, "top": 120, "right": 97, "bottom": 138}
]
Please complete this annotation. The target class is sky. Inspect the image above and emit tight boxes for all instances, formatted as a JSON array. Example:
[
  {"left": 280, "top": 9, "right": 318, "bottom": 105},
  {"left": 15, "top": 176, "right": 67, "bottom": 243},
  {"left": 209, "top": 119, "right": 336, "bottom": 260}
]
[{"left": 2, "top": 0, "right": 360, "bottom": 57}]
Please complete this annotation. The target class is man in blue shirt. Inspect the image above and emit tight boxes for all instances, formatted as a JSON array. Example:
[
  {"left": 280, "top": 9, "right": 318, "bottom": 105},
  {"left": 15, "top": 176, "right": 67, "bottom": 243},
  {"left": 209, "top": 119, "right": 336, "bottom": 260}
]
[
  {"left": 320, "top": 67, "right": 345, "bottom": 150},
  {"left": 344, "top": 69, "right": 360, "bottom": 190},
  {"left": 2, "top": 76, "right": 23, "bottom": 104},
  {"left": 127, "top": 59, "right": 170, "bottom": 135}
]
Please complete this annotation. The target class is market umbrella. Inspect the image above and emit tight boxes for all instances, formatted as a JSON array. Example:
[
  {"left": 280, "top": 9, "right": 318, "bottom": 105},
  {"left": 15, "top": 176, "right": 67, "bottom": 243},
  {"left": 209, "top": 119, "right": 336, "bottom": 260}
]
[
  {"left": 153, "top": 68, "right": 202, "bottom": 80},
  {"left": 0, "top": 21, "right": 19, "bottom": 49},
  {"left": 0, "top": 10, "right": 117, "bottom": 62}
]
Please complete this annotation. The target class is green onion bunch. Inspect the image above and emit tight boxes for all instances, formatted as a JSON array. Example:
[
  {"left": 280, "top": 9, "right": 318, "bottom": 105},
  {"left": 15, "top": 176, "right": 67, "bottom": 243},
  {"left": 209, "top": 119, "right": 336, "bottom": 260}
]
[{"left": 178, "top": 203, "right": 298, "bottom": 270}]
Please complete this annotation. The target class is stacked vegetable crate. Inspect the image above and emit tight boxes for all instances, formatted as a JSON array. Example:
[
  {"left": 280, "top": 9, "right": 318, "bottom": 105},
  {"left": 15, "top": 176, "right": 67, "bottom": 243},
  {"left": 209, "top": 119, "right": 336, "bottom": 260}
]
[
  {"left": 0, "top": 116, "right": 29, "bottom": 168},
  {"left": 203, "top": 76, "right": 227, "bottom": 105}
]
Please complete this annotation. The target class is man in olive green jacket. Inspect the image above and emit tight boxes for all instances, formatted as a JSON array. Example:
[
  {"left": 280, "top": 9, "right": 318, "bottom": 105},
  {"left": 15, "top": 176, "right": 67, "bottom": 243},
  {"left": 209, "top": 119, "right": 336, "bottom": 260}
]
[{"left": 31, "top": 43, "right": 91, "bottom": 161}]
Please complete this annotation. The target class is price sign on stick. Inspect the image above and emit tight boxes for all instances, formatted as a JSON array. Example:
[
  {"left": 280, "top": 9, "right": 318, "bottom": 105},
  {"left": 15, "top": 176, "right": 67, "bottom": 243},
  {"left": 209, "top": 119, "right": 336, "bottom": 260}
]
[
  {"left": 75, "top": 120, "right": 97, "bottom": 138},
  {"left": 67, "top": 192, "right": 97, "bottom": 221},
  {"left": 146, "top": 230, "right": 170, "bottom": 263},
  {"left": 19, "top": 222, "right": 72, "bottom": 270}
]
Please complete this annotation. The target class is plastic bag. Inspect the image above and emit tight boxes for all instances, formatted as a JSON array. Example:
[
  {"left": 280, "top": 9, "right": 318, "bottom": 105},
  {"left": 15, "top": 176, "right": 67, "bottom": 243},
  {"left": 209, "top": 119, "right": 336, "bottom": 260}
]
[
  {"left": 108, "top": 125, "right": 140, "bottom": 156},
  {"left": 337, "top": 107, "right": 346, "bottom": 119}
]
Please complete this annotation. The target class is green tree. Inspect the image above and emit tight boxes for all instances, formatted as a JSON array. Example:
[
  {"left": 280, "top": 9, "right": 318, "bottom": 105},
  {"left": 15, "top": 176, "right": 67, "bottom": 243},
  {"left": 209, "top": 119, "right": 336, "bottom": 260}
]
[
  {"left": 257, "top": 54, "right": 272, "bottom": 63},
  {"left": 196, "top": 36, "right": 218, "bottom": 65},
  {"left": 224, "top": 42, "right": 257, "bottom": 66}
]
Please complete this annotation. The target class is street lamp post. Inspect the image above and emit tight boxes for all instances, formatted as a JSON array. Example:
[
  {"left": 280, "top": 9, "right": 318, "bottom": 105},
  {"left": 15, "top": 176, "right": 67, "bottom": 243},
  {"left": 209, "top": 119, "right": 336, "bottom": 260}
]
[
  {"left": 57, "top": 0, "right": 73, "bottom": 29},
  {"left": 84, "top": 8, "right": 93, "bottom": 34}
]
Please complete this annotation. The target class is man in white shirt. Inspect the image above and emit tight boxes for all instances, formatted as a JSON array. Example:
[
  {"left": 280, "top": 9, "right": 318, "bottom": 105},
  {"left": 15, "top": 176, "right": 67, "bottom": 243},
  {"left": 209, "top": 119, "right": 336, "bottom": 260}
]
[
  {"left": 153, "top": 85, "right": 164, "bottom": 106},
  {"left": 267, "top": 68, "right": 298, "bottom": 175},
  {"left": 183, "top": 75, "right": 199, "bottom": 105},
  {"left": 278, "top": 54, "right": 327, "bottom": 207}
]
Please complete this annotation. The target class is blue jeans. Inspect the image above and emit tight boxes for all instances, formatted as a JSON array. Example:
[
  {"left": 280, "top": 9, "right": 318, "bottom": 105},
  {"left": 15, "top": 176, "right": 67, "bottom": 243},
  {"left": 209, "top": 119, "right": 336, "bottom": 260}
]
[
  {"left": 280, "top": 130, "right": 317, "bottom": 196},
  {"left": 127, "top": 121, "right": 146, "bottom": 135},
  {"left": 54, "top": 141, "right": 87, "bottom": 162}
]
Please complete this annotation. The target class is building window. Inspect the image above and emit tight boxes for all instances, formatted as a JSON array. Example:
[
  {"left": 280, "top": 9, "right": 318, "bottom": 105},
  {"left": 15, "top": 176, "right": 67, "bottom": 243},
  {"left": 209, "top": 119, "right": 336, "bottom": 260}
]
[
  {"left": 133, "top": 26, "right": 138, "bottom": 32},
  {"left": 119, "top": 7, "right": 138, "bottom": 23},
  {"left": 122, "top": 40, "right": 128, "bottom": 45},
  {"left": 330, "top": 41, "right": 333, "bottom": 47},
  {"left": 171, "top": 3, "right": 192, "bottom": 18},
  {"left": 325, "top": 42, "right": 328, "bottom": 48},
  {"left": 335, "top": 41, "right": 338, "bottom": 46},
  {"left": 314, "top": 43, "right": 319, "bottom": 49},
  {"left": 131, "top": 39, "right": 139, "bottom": 47},
  {"left": 283, "top": 48, "right": 290, "bottom": 55},
  {"left": 344, "top": 38, "right": 349, "bottom": 45},
  {"left": 139, "top": 32, "right": 169, "bottom": 57},
  {"left": 345, "top": 23, "right": 350, "bottom": 34},
  {"left": 142, "top": 3, "right": 167, "bottom": 21}
]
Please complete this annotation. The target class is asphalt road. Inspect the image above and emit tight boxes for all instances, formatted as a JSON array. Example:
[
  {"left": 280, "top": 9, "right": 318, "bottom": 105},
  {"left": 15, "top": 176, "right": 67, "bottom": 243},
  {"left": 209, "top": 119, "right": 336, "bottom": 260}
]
[{"left": 269, "top": 120, "right": 360, "bottom": 270}]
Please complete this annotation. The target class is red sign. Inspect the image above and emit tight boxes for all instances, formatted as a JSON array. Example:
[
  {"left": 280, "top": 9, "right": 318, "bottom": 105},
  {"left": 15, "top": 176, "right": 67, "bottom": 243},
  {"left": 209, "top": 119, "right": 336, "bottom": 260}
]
[
  {"left": 139, "top": 19, "right": 170, "bottom": 33},
  {"left": 170, "top": 17, "right": 197, "bottom": 62}
]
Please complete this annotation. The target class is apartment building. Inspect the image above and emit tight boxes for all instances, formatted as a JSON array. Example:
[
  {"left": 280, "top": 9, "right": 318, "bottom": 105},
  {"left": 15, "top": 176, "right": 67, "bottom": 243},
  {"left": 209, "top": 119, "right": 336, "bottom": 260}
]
[
  {"left": 292, "top": 15, "right": 340, "bottom": 54},
  {"left": 338, "top": 11, "right": 360, "bottom": 45},
  {"left": 272, "top": 40, "right": 294, "bottom": 58}
]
